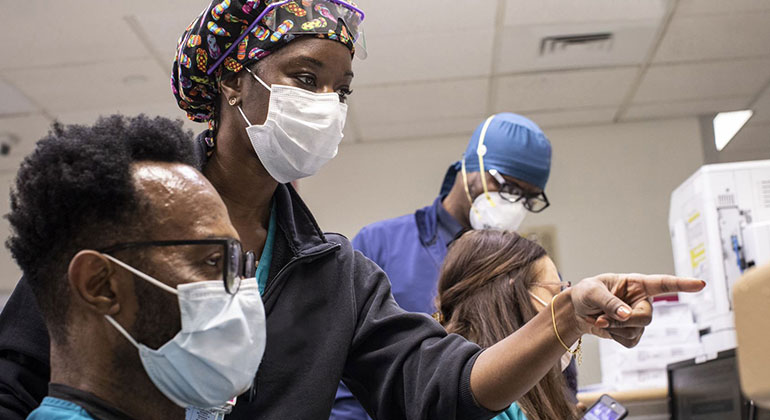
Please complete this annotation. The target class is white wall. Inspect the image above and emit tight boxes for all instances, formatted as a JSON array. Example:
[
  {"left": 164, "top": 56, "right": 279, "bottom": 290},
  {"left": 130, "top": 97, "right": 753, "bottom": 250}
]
[{"left": 301, "top": 117, "right": 706, "bottom": 387}]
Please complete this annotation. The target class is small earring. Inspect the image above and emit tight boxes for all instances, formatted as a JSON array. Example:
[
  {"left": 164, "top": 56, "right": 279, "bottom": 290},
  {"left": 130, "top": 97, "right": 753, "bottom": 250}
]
[{"left": 228, "top": 98, "right": 238, "bottom": 106}]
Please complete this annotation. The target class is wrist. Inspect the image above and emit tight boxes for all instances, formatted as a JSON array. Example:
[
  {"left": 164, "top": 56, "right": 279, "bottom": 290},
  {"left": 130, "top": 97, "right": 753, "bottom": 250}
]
[{"left": 554, "top": 289, "right": 583, "bottom": 343}]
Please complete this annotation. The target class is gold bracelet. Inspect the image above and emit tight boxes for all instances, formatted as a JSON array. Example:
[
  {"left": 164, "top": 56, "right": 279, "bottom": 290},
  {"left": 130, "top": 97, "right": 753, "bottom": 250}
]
[{"left": 551, "top": 294, "right": 582, "bottom": 366}]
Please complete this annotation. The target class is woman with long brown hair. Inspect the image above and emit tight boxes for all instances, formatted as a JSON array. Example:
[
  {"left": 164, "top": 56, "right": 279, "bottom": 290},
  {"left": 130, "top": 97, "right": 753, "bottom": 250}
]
[{"left": 436, "top": 229, "right": 578, "bottom": 420}]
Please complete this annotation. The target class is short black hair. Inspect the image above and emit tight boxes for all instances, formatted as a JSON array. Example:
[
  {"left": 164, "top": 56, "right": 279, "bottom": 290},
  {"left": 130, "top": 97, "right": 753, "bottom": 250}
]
[{"left": 6, "top": 114, "right": 197, "bottom": 344}]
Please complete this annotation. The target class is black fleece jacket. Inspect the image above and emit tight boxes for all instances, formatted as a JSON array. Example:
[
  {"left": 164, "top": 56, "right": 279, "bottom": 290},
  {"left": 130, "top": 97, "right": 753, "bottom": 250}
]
[{"left": 0, "top": 156, "right": 498, "bottom": 420}]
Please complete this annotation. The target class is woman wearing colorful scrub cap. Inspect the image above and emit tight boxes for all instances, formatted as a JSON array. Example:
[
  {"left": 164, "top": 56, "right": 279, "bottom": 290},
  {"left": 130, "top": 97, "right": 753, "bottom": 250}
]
[
  {"left": 0, "top": 1, "right": 706, "bottom": 419},
  {"left": 165, "top": 1, "right": 702, "bottom": 418}
]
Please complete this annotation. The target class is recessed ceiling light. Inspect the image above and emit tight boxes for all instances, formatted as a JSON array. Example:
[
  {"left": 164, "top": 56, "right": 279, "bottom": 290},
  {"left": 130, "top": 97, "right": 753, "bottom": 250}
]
[{"left": 713, "top": 110, "right": 753, "bottom": 152}]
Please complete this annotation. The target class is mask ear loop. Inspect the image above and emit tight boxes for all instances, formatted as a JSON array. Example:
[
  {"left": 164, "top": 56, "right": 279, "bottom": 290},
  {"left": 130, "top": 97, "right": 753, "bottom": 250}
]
[
  {"left": 529, "top": 291, "right": 549, "bottom": 307},
  {"left": 461, "top": 157, "right": 480, "bottom": 219},
  {"left": 238, "top": 67, "right": 272, "bottom": 128},
  {"left": 104, "top": 315, "right": 142, "bottom": 349},
  {"left": 237, "top": 105, "right": 253, "bottom": 127},
  {"left": 477, "top": 115, "right": 497, "bottom": 208},
  {"left": 244, "top": 67, "right": 272, "bottom": 92},
  {"left": 102, "top": 254, "right": 178, "bottom": 296}
]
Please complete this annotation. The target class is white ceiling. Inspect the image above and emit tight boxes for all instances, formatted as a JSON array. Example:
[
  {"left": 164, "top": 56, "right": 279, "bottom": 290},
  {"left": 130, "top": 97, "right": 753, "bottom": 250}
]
[{"left": 1, "top": 0, "right": 769, "bottom": 164}]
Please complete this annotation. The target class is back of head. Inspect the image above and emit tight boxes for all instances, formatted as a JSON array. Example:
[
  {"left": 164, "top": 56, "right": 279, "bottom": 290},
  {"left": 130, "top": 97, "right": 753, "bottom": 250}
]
[
  {"left": 436, "top": 229, "right": 546, "bottom": 347},
  {"left": 435, "top": 229, "right": 576, "bottom": 420},
  {"left": 6, "top": 114, "right": 197, "bottom": 345}
]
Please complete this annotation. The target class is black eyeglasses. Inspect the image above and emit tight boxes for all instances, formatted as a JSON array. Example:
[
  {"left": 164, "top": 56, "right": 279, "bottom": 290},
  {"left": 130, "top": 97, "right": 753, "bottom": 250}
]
[
  {"left": 99, "top": 238, "right": 243, "bottom": 294},
  {"left": 489, "top": 169, "right": 550, "bottom": 213}
]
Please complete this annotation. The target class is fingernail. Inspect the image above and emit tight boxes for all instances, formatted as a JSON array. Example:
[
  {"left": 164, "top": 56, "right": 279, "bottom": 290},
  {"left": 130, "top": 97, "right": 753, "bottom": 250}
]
[
  {"left": 700, "top": 280, "right": 706, "bottom": 287},
  {"left": 617, "top": 306, "right": 631, "bottom": 317}
]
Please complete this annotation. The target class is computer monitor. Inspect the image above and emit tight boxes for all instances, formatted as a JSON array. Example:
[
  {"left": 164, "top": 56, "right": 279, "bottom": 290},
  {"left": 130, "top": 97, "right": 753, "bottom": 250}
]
[{"left": 668, "top": 349, "right": 768, "bottom": 420}]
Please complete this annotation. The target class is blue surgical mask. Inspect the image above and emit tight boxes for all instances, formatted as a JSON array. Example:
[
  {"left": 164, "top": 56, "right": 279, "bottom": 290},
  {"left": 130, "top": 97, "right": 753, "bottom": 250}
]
[{"left": 103, "top": 254, "right": 266, "bottom": 408}]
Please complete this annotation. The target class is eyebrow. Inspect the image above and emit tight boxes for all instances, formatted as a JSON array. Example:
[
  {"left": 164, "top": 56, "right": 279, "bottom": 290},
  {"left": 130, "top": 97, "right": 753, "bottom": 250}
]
[{"left": 295, "top": 55, "right": 355, "bottom": 78}]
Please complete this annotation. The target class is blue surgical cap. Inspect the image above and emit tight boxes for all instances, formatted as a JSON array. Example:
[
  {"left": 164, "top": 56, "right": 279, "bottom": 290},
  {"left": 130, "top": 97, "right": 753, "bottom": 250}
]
[{"left": 439, "top": 113, "right": 552, "bottom": 196}]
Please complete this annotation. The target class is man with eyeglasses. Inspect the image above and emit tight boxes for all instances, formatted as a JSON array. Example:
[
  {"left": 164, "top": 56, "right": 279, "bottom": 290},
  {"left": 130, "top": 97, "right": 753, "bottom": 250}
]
[
  {"left": 6, "top": 115, "right": 265, "bottom": 420},
  {"left": 332, "top": 112, "right": 556, "bottom": 420}
]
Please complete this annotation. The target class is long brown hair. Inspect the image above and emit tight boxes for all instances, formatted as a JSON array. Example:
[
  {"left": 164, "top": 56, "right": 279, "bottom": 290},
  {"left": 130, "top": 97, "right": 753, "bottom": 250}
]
[{"left": 436, "top": 230, "right": 577, "bottom": 420}]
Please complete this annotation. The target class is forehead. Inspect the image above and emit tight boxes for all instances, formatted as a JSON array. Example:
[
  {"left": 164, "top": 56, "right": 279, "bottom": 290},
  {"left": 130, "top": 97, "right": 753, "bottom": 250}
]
[
  {"left": 131, "top": 162, "right": 235, "bottom": 239},
  {"left": 264, "top": 37, "right": 353, "bottom": 73}
]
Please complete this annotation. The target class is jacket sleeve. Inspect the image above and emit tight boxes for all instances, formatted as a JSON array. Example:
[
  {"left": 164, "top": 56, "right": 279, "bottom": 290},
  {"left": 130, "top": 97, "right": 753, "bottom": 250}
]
[
  {"left": 0, "top": 277, "right": 50, "bottom": 419},
  {"left": 341, "top": 249, "right": 499, "bottom": 420}
]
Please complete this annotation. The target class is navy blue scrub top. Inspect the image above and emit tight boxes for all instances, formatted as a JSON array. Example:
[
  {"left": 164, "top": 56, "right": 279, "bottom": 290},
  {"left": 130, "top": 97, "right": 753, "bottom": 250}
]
[{"left": 352, "top": 196, "right": 464, "bottom": 314}]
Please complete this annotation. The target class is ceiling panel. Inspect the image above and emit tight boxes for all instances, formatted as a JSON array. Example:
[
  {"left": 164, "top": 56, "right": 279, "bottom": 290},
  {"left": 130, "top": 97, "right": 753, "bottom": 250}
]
[
  {"left": 0, "top": 114, "right": 54, "bottom": 172},
  {"left": 520, "top": 107, "right": 617, "bottom": 128},
  {"left": 354, "top": 0, "right": 497, "bottom": 36},
  {"left": 131, "top": 11, "right": 208, "bottom": 64},
  {"left": 350, "top": 78, "right": 488, "bottom": 126},
  {"left": 352, "top": 30, "right": 494, "bottom": 86},
  {"left": 1, "top": 2, "right": 149, "bottom": 71},
  {"left": 677, "top": 0, "right": 770, "bottom": 17},
  {"left": 623, "top": 97, "right": 750, "bottom": 121},
  {"left": 496, "top": 21, "right": 658, "bottom": 73},
  {"left": 633, "top": 58, "right": 770, "bottom": 104},
  {"left": 654, "top": 12, "right": 770, "bottom": 64},
  {"left": 4, "top": 59, "right": 173, "bottom": 113},
  {"left": 0, "top": 81, "right": 37, "bottom": 116},
  {"left": 358, "top": 115, "right": 485, "bottom": 142},
  {"left": 493, "top": 67, "right": 638, "bottom": 112},
  {"left": 503, "top": 0, "right": 667, "bottom": 26}
]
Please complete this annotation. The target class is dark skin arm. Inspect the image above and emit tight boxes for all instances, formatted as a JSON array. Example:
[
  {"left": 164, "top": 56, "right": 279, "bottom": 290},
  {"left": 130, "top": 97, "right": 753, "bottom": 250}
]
[{"left": 470, "top": 274, "right": 705, "bottom": 411}]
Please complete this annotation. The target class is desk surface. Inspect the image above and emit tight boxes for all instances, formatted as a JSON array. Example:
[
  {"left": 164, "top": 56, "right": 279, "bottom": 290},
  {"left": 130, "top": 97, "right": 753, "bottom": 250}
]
[{"left": 578, "top": 388, "right": 668, "bottom": 405}]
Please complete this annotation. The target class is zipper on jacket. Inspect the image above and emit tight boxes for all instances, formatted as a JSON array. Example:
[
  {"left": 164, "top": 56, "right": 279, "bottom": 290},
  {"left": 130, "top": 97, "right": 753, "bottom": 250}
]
[{"left": 246, "top": 242, "right": 341, "bottom": 403}]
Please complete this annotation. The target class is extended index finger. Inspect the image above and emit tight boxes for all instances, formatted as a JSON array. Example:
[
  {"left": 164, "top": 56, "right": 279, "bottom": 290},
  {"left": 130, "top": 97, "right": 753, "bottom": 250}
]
[{"left": 628, "top": 274, "right": 705, "bottom": 296}]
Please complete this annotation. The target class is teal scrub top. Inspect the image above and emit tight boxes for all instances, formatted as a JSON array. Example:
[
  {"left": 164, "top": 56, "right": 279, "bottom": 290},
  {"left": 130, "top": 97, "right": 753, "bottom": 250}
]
[
  {"left": 493, "top": 402, "right": 527, "bottom": 420},
  {"left": 27, "top": 397, "right": 95, "bottom": 420},
  {"left": 256, "top": 203, "right": 277, "bottom": 296}
]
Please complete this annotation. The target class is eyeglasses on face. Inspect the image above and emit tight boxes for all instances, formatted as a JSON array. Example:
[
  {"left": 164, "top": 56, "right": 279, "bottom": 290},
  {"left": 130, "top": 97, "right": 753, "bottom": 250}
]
[
  {"left": 489, "top": 169, "right": 550, "bottom": 213},
  {"left": 98, "top": 238, "right": 243, "bottom": 294}
]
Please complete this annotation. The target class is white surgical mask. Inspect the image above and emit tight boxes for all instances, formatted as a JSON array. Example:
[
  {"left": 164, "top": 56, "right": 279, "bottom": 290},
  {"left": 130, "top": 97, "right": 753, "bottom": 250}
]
[
  {"left": 238, "top": 68, "right": 347, "bottom": 183},
  {"left": 529, "top": 291, "right": 572, "bottom": 372},
  {"left": 461, "top": 157, "right": 528, "bottom": 231},
  {"left": 103, "top": 255, "right": 266, "bottom": 409},
  {"left": 469, "top": 194, "right": 528, "bottom": 231}
]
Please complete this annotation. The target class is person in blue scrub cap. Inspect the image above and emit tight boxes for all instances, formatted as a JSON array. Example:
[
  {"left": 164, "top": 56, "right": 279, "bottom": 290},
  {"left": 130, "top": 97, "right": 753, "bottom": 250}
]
[{"left": 331, "top": 113, "right": 563, "bottom": 419}]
